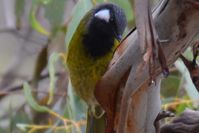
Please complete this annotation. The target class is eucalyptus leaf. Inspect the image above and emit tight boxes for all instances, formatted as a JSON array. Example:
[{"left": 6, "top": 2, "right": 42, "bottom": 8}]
[
  {"left": 48, "top": 52, "right": 61, "bottom": 104},
  {"left": 10, "top": 110, "right": 30, "bottom": 132},
  {"left": 16, "top": 124, "right": 27, "bottom": 132},
  {"left": 65, "top": 0, "right": 93, "bottom": 47},
  {"left": 63, "top": 82, "right": 87, "bottom": 133},
  {"left": 23, "top": 82, "right": 50, "bottom": 112},
  {"left": 176, "top": 97, "right": 194, "bottom": 115},
  {"left": 62, "top": 81, "right": 87, "bottom": 121},
  {"left": 64, "top": 82, "right": 76, "bottom": 120},
  {"left": 29, "top": 4, "right": 50, "bottom": 36}
]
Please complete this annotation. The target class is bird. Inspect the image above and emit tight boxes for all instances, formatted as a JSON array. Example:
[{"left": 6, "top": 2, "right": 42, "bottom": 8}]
[{"left": 66, "top": 2, "right": 127, "bottom": 118}]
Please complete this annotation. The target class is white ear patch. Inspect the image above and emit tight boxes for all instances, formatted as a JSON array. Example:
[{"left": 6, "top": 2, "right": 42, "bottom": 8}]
[{"left": 94, "top": 9, "right": 110, "bottom": 22}]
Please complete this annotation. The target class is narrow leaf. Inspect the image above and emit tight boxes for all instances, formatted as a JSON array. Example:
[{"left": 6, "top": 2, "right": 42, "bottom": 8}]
[
  {"left": 48, "top": 53, "right": 61, "bottom": 104},
  {"left": 16, "top": 123, "right": 27, "bottom": 132},
  {"left": 23, "top": 82, "right": 50, "bottom": 112},
  {"left": 29, "top": 4, "right": 50, "bottom": 36},
  {"left": 65, "top": 0, "right": 93, "bottom": 47}
]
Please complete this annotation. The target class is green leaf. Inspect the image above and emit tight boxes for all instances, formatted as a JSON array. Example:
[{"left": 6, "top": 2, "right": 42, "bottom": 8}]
[
  {"left": 64, "top": 82, "right": 87, "bottom": 120},
  {"left": 23, "top": 82, "right": 50, "bottom": 112},
  {"left": 44, "top": 0, "right": 67, "bottom": 30},
  {"left": 63, "top": 83, "right": 77, "bottom": 133},
  {"left": 9, "top": 109, "right": 30, "bottom": 132},
  {"left": 16, "top": 124, "right": 27, "bottom": 132},
  {"left": 48, "top": 53, "right": 61, "bottom": 104},
  {"left": 175, "top": 97, "right": 194, "bottom": 115},
  {"left": 63, "top": 82, "right": 87, "bottom": 133},
  {"left": 65, "top": 0, "right": 93, "bottom": 47},
  {"left": 29, "top": 4, "right": 50, "bottom": 36},
  {"left": 64, "top": 83, "right": 76, "bottom": 120}
]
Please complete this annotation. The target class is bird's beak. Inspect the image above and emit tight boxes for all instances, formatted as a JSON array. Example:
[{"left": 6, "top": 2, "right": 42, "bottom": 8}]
[
  {"left": 112, "top": 27, "right": 122, "bottom": 41},
  {"left": 115, "top": 34, "right": 122, "bottom": 41}
]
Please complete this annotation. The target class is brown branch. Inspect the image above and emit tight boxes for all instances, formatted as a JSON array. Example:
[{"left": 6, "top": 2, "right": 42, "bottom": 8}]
[
  {"left": 95, "top": 0, "right": 199, "bottom": 133},
  {"left": 0, "top": 72, "right": 61, "bottom": 95},
  {"left": 160, "top": 109, "right": 199, "bottom": 133},
  {"left": 0, "top": 28, "right": 47, "bottom": 44},
  {"left": 0, "top": 88, "right": 67, "bottom": 97}
]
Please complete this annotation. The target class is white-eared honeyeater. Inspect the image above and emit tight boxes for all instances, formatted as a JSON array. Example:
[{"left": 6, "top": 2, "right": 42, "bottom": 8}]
[{"left": 66, "top": 3, "right": 127, "bottom": 116}]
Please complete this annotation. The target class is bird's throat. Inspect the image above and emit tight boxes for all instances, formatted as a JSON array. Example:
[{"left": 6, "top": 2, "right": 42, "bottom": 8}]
[{"left": 82, "top": 19, "right": 115, "bottom": 58}]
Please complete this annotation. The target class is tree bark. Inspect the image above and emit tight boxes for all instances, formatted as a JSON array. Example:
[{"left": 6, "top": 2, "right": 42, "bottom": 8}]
[{"left": 95, "top": 0, "right": 199, "bottom": 133}]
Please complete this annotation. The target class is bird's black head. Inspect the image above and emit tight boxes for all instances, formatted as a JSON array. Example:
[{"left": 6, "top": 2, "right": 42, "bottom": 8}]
[
  {"left": 93, "top": 3, "right": 127, "bottom": 40},
  {"left": 83, "top": 3, "right": 127, "bottom": 58}
]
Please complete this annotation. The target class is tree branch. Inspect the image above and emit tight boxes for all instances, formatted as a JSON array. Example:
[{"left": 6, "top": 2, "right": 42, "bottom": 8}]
[{"left": 161, "top": 109, "right": 199, "bottom": 133}]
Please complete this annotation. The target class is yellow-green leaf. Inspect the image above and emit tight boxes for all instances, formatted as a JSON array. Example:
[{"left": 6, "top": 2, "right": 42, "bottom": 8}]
[
  {"left": 65, "top": 0, "right": 93, "bottom": 47},
  {"left": 48, "top": 53, "right": 61, "bottom": 104},
  {"left": 23, "top": 82, "right": 50, "bottom": 112},
  {"left": 29, "top": 5, "right": 50, "bottom": 36}
]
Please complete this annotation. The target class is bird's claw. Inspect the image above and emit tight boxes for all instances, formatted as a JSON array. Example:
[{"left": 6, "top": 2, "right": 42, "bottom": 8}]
[
  {"left": 155, "top": 110, "right": 175, "bottom": 122},
  {"left": 154, "top": 110, "right": 175, "bottom": 133}
]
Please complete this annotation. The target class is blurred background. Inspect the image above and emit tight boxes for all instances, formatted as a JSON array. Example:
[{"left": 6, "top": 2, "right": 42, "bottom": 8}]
[{"left": 0, "top": 0, "right": 198, "bottom": 133}]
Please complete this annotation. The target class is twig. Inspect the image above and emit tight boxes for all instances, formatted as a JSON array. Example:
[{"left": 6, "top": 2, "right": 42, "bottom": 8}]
[
  {"left": 0, "top": 28, "right": 47, "bottom": 44},
  {"left": 0, "top": 72, "right": 62, "bottom": 94},
  {"left": 0, "top": 89, "right": 67, "bottom": 97},
  {"left": 160, "top": 109, "right": 199, "bottom": 133}
]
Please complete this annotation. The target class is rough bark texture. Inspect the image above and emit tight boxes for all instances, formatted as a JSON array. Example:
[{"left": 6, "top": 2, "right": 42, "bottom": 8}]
[{"left": 95, "top": 0, "right": 199, "bottom": 133}]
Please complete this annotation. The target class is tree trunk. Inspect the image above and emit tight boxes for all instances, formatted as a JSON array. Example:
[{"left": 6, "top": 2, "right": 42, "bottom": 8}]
[{"left": 95, "top": 0, "right": 199, "bottom": 133}]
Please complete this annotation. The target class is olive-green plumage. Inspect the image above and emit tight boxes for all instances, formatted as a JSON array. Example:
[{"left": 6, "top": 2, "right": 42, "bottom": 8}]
[
  {"left": 67, "top": 25, "right": 118, "bottom": 107},
  {"left": 66, "top": 3, "right": 126, "bottom": 114}
]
